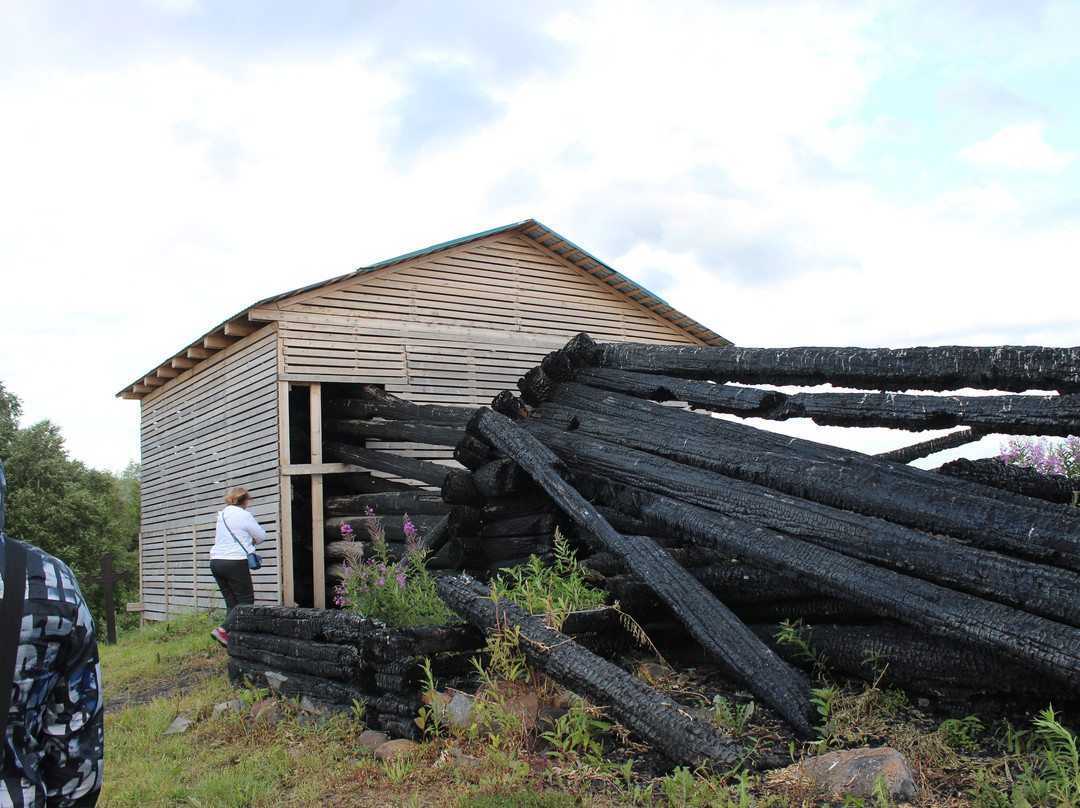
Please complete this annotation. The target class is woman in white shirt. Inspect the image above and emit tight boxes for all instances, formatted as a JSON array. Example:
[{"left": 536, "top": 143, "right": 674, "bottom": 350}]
[{"left": 208, "top": 486, "right": 266, "bottom": 647}]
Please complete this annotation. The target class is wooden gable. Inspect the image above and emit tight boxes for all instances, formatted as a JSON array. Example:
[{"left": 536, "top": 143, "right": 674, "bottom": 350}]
[{"left": 246, "top": 230, "right": 716, "bottom": 406}]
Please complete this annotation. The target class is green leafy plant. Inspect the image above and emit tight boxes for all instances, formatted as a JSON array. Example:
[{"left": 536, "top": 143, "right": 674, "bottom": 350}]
[
  {"left": 1013, "top": 706, "right": 1080, "bottom": 807},
  {"left": 939, "top": 715, "right": 984, "bottom": 753},
  {"left": 334, "top": 509, "right": 454, "bottom": 627},
  {"left": 709, "top": 695, "right": 755, "bottom": 737},
  {"left": 491, "top": 530, "right": 607, "bottom": 628},
  {"left": 539, "top": 696, "right": 611, "bottom": 766},
  {"left": 775, "top": 619, "right": 831, "bottom": 681}
]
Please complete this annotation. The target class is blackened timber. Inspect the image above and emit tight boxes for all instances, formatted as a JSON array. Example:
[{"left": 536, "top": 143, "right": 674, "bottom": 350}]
[
  {"left": 435, "top": 573, "right": 744, "bottom": 767},
  {"left": 590, "top": 343, "right": 1080, "bottom": 394},
  {"left": 938, "top": 458, "right": 1080, "bottom": 506},
  {"left": 474, "top": 409, "right": 817, "bottom": 737},
  {"left": 759, "top": 624, "right": 1060, "bottom": 698},
  {"left": 330, "top": 419, "right": 467, "bottom": 447},
  {"left": 326, "top": 490, "right": 449, "bottom": 516},
  {"left": 604, "top": 485, "right": 1080, "bottom": 695},
  {"left": 326, "top": 386, "right": 473, "bottom": 425},
  {"left": 528, "top": 419, "right": 1080, "bottom": 625},
  {"left": 471, "top": 458, "right": 535, "bottom": 497},
  {"left": 539, "top": 385, "right": 1080, "bottom": 569},
  {"left": 325, "top": 442, "right": 452, "bottom": 488},
  {"left": 875, "top": 429, "right": 983, "bottom": 464},
  {"left": 574, "top": 367, "right": 1080, "bottom": 436}
]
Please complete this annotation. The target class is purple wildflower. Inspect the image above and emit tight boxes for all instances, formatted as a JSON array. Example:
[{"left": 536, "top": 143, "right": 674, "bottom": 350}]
[{"left": 403, "top": 515, "right": 423, "bottom": 557}]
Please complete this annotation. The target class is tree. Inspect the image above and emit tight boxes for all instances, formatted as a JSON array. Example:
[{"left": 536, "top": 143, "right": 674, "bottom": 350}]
[{"left": 0, "top": 380, "right": 140, "bottom": 630}]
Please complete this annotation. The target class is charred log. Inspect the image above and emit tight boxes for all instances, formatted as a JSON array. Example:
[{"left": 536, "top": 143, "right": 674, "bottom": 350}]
[
  {"left": 572, "top": 367, "right": 1080, "bottom": 435},
  {"left": 523, "top": 420, "right": 1080, "bottom": 626},
  {"left": 875, "top": 429, "right": 984, "bottom": 464},
  {"left": 938, "top": 458, "right": 1080, "bottom": 506},
  {"left": 441, "top": 470, "right": 485, "bottom": 505},
  {"left": 587, "top": 343, "right": 1080, "bottom": 395},
  {"left": 325, "top": 441, "right": 452, "bottom": 488},
  {"left": 329, "top": 419, "right": 467, "bottom": 447},
  {"left": 436, "top": 573, "right": 745, "bottom": 767},
  {"left": 536, "top": 385, "right": 1080, "bottom": 570},
  {"left": 603, "top": 484, "right": 1080, "bottom": 696},
  {"left": 326, "top": 386, "right": 473, "bottom": 425},
  {"left": 474, "top": 409, "right": 817, "bottom": 737},
  {"left": 326, "top": 490, "right": 449, "bottom": 517}
]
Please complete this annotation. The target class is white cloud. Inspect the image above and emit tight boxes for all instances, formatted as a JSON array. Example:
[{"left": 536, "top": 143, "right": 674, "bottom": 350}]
[{"left": 958, "top": 123, "right": 1077, "bottom": 172}]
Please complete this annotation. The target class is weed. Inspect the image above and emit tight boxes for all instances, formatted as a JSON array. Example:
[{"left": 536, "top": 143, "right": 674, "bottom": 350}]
[
  {"left": 709, "top": 695, "right": 755, "bottom": 737},
  {"left": 939, "top": 715, "right": 984, "bottom": 753},
  {"left": 540, "top": 697, "right": 611, "bottom": 766},
  {"left": 491, "top": 531, "right": 607, "bottom": 629},
  {"left": 774, "top": 619, "right": 831, "bottom": 680}
]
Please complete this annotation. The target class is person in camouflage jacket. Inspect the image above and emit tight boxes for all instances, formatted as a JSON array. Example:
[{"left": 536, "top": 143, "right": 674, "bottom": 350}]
[{"left": 1, "top": 458, "right": 103, "bottom": 807}]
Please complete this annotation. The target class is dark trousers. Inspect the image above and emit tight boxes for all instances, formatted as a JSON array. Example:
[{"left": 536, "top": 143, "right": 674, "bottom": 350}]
[{"left": 210, "top": 558, "right": 254, "bottom": 631}]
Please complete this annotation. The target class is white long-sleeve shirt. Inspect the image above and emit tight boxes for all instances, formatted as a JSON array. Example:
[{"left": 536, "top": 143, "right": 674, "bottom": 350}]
[{"left": 209, "top": 505, "right": 267, "bottom": 561}]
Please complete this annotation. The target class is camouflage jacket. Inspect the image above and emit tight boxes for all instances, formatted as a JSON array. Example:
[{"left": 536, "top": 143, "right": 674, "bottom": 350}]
[{"left": 1, "top": 537, "right": 103, "bottom": 807}]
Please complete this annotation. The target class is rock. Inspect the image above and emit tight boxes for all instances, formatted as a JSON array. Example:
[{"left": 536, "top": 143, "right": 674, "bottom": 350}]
[
  {"left": 537, "top": 705, "right": 568, "bottom": 735},
  {"left": 358, "top": 729, "right": 390, "bottom": 750},
  {"left": 446, "top": 692, "right": 475, "bottom": 728},
  {"left": 164, "top": 709, "right": 196, "bottom": 735},
  {"left": 433, "top": 746, "right": 480, "bottom": 769},
  {"left": 770, "top": 747, "right": 919, "bottom": 803},
  {"left": 264, "top": 671, "right": 289, "bottom": 694},
  {"left": 250, "top": 699, "right": 285, "bottom": 726},
  {"left": 375, "top": 739, "right": 420, "bottom": 761},
  {"left": 504, "top": 693, "right": 541, "bottom": 731},
  {"left": 212, "top": 699, "right": 245, "bottom": 719},
  {"left": 299, "top": 695, "right": 330, "bottom": 716}
]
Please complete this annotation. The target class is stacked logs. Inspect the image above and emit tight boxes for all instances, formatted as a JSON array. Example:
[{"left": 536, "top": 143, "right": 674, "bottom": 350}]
[
  {"left": 321, "top": 385, "right": 471, "bottom": 570},
  {"left": 443, "top": 333, "right": 1080, "bottom": 735},
  {"left": 226, "top": 604, "right": 484, "bottom": 739}
]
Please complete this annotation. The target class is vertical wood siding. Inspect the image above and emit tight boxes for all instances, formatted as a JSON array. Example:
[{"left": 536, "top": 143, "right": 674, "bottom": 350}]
[{"left": 138, "top": 329, "right": 280, "bottom": 621}]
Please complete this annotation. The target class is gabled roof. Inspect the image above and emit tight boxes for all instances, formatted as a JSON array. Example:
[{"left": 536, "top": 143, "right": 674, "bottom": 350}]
[{"left": 118, "top": 219, "right": 729, "bottom": 399}]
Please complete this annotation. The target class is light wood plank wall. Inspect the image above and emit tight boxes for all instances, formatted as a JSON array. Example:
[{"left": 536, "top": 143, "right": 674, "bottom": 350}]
[
  {"left": 267, "top": 234, "right": 704, "bottom": 405},
  {"left": 138, "top": 328, "right": 281, "bottom": 622}
]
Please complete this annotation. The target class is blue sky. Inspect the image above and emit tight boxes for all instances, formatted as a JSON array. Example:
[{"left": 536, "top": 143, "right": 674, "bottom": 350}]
[{"left": 1, "top": 0, "right": 1078, "bottom": 471}]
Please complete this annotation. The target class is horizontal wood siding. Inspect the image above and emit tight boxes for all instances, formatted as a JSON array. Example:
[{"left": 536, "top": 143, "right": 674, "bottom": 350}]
[
  {"left": 139, "top": 329, "right": 281, "bottom": 621},
  {"left": 274, "top": 233, "right": 702, "bottom": 406}
]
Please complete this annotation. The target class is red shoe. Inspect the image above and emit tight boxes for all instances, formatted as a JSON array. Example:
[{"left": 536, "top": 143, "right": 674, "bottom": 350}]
[{"left": 211, "top": 627, "right": 228, "bottom": 647}]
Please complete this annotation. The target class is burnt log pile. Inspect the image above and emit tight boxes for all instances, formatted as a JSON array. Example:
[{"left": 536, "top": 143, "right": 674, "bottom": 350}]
[
  {"left": 320, "top": 385, "right": 470, "bottom": 573},
  {"left": 441, "top": 333, "right": 1080, "bottom": 735}
]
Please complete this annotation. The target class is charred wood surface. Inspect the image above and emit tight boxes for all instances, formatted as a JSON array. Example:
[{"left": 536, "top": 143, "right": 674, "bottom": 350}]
[
  {"left": 325, "top": 441, "right": 452, "bottom": 488},
  {"left": 938, "top": 458, "right": 1080, "bottom": 505},
  {"left": 330, "top": 419, "right": 467, "bottom": 447},
  {"left": 436, "top": 573, "right": 744, "bottom": 767},
  {"left": 758, "top": 624, "right": 1062, "bottom": 698},
  {"left": 523, "top": 420, "right": 1080, "bottom": 626},
  {"left": 475, "top": 409, "right": 817, "bottom": 737},
  {"left": 588, "top": 343, "right": 1080, "bottom": 394},
  {"left": 875, "top": 429, "right": 983, "bottom": 464},
  {"left": 604, "top": 485, "right": 1080, "bottom": 695},
  {"left": 326, "top": 490, "right": 450, "bottom": 517},
  {"left": 326, "top": 386, "right": 473, "bottom": 425},
  {"left": 574, "top": 367, "right": 1080, "bottom": 435},
  {"left": 536, "top": 385, "right": 1080, "bottom": 569}
]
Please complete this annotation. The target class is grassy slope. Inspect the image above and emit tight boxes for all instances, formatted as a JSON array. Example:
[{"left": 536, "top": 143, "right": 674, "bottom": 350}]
[{"left": 99, "top": 612, "right": 1071, "bottom": 808}]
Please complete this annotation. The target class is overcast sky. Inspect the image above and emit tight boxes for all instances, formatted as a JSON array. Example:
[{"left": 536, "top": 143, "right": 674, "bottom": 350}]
[{"left": 2, "top": 0, "right": 1078, "bottom": 473}]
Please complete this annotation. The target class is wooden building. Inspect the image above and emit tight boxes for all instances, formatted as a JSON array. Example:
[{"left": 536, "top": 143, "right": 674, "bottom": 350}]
[{"left": 118, "top": 220, "right": 729, "bottom": 621}]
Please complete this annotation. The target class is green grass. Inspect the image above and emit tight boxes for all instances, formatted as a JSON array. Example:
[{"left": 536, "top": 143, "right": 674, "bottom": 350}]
[{"left": 100, "top": 611, "right": 1080, "bottom": 808}]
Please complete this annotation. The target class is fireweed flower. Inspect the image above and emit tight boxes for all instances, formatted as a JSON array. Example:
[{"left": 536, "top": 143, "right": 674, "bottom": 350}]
[
  {"left": 403, "top": 516, "right": 423, "bottom": 557},
  {"left": 341, "top": 524, "right": 354, "bottom": 538}
]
